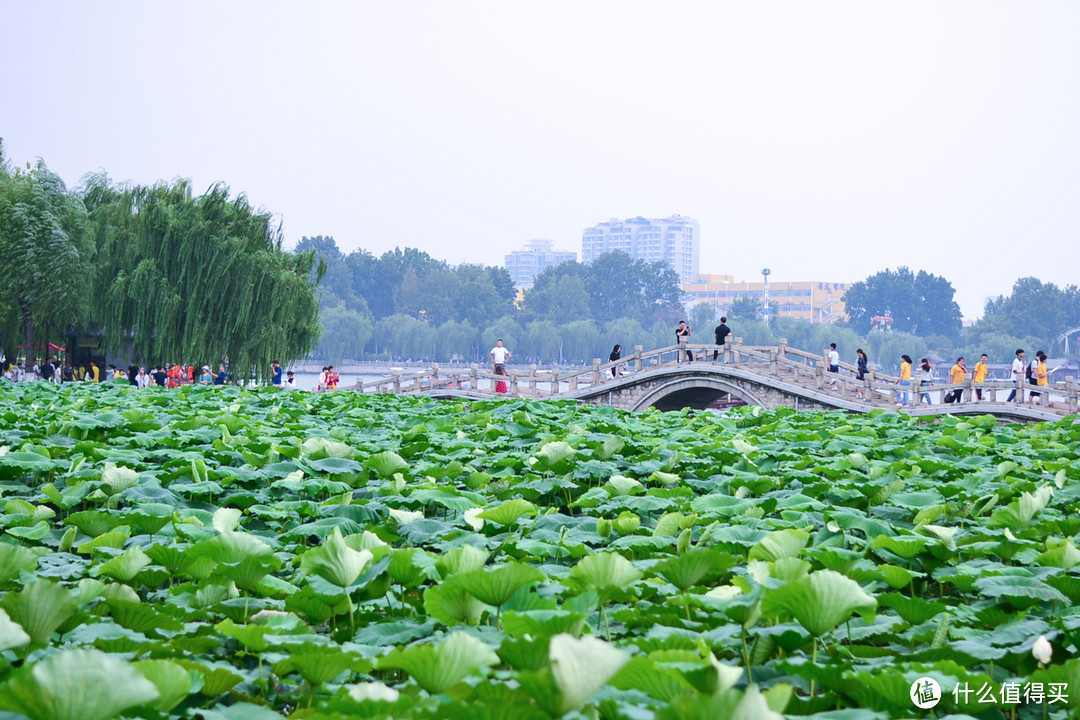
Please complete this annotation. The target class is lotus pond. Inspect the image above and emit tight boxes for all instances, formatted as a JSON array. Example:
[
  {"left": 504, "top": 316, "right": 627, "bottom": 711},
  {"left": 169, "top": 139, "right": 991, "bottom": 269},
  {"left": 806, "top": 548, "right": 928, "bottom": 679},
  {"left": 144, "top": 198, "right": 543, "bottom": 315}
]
[{"left": 1, "top": 382, "right": 1080, "bottom": 720}]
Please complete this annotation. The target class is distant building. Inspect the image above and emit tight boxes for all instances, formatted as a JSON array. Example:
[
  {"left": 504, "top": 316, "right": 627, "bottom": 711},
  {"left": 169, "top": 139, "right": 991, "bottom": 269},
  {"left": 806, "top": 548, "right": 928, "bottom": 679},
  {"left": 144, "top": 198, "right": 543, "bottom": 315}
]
[
  {"left": 581, "top": 215, "right": 700, "bottom": 284},
  {"left": 683, "top": 274, "right": 848, "bottom": 324},
  {"left": 504, "top": 239, "right": 577, "bottom": 289}
]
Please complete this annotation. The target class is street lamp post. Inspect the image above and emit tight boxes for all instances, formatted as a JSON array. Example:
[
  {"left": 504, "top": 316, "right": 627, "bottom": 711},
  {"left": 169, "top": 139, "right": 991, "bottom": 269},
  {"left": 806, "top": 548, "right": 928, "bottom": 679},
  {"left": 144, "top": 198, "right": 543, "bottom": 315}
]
[{"left": 761, "top": 268, "right": 771, "bottom": 326}]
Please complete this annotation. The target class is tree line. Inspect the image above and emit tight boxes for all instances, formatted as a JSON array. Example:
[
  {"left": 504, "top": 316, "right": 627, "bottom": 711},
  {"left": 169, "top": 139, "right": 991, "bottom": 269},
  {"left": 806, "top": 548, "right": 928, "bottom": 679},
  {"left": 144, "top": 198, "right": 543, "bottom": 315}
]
[
  {"left": 0, "top": 145, "right": 321, "bottom": 381},
  {"left": 297, "top": 235, "right": 686, "bottom": 365}
]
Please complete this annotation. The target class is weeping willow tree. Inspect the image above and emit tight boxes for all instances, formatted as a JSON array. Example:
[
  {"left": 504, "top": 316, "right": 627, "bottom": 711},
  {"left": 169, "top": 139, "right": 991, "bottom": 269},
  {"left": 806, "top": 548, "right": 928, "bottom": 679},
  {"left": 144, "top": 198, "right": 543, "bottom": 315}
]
[{"left": 83, "top": 175, "right": 322, "bottom": 382}]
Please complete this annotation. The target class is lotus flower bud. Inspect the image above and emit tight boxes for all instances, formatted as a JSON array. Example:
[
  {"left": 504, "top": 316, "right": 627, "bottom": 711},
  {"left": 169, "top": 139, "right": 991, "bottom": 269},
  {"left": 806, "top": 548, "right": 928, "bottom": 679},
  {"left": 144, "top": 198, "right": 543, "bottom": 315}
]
[
  {"left": 597, "top": 517, "right": 612, "bottom": 538},
  {"left": 1032, "top": 635, "right": 1052, "bottom": 666}
]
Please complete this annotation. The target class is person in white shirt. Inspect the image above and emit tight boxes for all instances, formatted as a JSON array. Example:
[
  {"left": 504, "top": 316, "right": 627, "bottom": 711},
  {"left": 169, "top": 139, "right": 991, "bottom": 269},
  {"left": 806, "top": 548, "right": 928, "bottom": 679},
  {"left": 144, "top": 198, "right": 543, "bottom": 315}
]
[
  {"left": 136, "top": 367, "right": 151, "bottom": 389},
  {"left": 1006, "top": 349, "right": 1025, "bottom": 403},
  {"left": 489, "top": 339, "right": 511, "bottom": 371},
  {"left": 284, "top": 371, "right": 297, "bottom": 389}
]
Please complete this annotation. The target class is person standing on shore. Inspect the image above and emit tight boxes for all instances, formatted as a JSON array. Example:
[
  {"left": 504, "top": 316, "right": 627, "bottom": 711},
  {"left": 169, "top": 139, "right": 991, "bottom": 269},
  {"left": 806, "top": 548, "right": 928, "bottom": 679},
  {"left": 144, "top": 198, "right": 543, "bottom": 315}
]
[
  {"left": 713, "top": 317, "right": 731, "bottom": 362},
  {"left": 271, "top": 360, "right": 283, "bottom": 387},
  {"left": 490, "top": 339, "right": 511, "bottom": 372}
]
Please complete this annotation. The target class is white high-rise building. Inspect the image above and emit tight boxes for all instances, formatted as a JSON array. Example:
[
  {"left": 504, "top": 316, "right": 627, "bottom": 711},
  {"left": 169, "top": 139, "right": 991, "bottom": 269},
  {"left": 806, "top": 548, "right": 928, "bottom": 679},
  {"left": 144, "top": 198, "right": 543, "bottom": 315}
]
[
  {"left": 581, "top": 215, "right": 700, "bottom": 283},
  {"left": 504, "top": 239, "right": 577, "bottom": 289}
]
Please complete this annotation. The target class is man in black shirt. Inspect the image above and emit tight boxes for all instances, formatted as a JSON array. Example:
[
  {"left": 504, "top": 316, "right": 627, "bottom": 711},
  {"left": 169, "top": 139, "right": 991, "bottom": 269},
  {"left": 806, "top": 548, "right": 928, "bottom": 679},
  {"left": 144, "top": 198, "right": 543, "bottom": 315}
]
[
  {"left": 151, "top": 366, "right": 168, "bottom": 387},
  {"left": 713, "top": 317, "right": 731, "bottom": 362},
  {"left": 128, "top": 363, "right": 139, "bottom": 386}
]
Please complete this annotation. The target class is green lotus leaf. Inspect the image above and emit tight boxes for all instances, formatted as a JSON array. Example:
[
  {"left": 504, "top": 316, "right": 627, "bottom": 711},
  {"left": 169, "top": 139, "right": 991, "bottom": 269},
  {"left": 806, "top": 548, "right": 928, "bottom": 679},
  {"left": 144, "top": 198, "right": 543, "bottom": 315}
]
[
  {"left": 534, "top": 441, "right": 575, "bottom": 469},
  {"left": 0, "top": 648, "right": 160, "bottom": 720},
  {"left": 451, "top": 562, "right": 545, "bottom": 608},
  {"left": 64, "top": 509, "right": 121, "bottom": 537},
  {"left": 388, "top": 547, "right": 434, "bottom": 588},
  {"left": 0, "top": 607, "right": 30, "bottom": 651},
  {"left": 610, "top": 655, "right": 692, "bottom": 701},
  {"left": 435, "top": 545, "right": 490, "bottom": 578},
  {"left": 0, "top": 580, "right": 77, "bottom": 645},
  {"left": 101, "top": 462, "right": 140, "bottom": 494},
  {"left": 652, "top": 548, "right": 737, "bottom": 591},
  {"left": 762, "top": 569, "right": 877, "bottom": 637},
  {"left": 0, "top": 451, "right": 58, "bottom": 474},
  {"left": 974, "top": 575, "right": 1067, "bottom": 608},
  {"left": 132, "top": 659, "right": 193, "bottom": 712},
  {"left": 502, "top": 610, "right": 588, "bottom": 639},
  {"left": 299, "top": 527, "right": 373, "bottom": 588},
  {"left": 871, "top": 534, "right": 929, "bottom": 560},
  {"left": 273, "top": 641, "right": 370, "bottom": 685},
  {"left": 212, "top": 507, "right": 243, "bottom": 533},
  {"left": 423, "top": 581, "right": 487, "bottom": 626},
  {"left": 378, "top": 631, "right": 499, "bottom": 694},
  {"left": 748, "top": 529, "right": 809, "bottom": 562},
  {"left": 192, "top": 531, "right": 273, "bottom": 564},
  {"left": 91, "top": 545, "right": 151, "bottom": 581},
  {"left": 217, "top": 554, "right": 284, "bottom": 591},
  {"left": 497, "top": 636, "right": 552, "bottom": 672},
  {"left": 548, "top": 633, "right": 630, "bottom": 714},
  {"left": 302, "top": 437, "right": 356, "bottom": 460},
  {"left": 366, "top": 450, "right": 409, "bottom": 478},
  {"left": 478, "top": 499, "right": 537, "bottom": 526},
  {"left": 0, "top": 544, "right": 45, "bottom": 586},
  {"left": 604, "top": 475, "right": 643, "bottom": 496},
  {"left": 6, "top": 521, "right": 50, "bottom": 540},
  {"left": 175, "top": 659, "right": 244, "bottom": 697},
  {"left": 306, "top": 456, "right": 363, "bottom": 476},
  {"left": 569, "top": 552, "right": 641, "bottom": 604}
]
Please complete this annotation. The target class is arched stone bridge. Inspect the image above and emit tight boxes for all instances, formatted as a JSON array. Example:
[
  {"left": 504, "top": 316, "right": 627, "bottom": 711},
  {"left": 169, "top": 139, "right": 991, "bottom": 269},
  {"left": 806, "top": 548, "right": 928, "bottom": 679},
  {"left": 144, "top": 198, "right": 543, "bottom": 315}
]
[{"left": 347, "top": 341, "right": 1077, "bottom": 422}]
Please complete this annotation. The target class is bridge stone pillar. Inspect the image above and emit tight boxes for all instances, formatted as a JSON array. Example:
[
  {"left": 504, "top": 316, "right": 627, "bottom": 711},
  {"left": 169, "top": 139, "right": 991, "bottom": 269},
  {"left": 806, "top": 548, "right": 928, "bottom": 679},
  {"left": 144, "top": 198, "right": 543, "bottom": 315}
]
[
  {"left": 963, "top": 371, "right": 972, "bottom": 403},
  {"left": 634, "top": 345, "right": 643, "bottom": 372},
  {"left": 470, "top": 364, "right": 478, "bottom": 390},
  {"left": 528, "top": 364, "right": 537, "bottom": 391},
  {"left": 392, "top": 372, "right": 400, "bottom": 393},
  {"left": 510, "top": 372, "right": 519, "bottom": 395},
  {"left": 431, "top": 363, "right": 439, "bottom": 387},
  {"left": 778, "top": 337, "right": 787, "bottom": 360},
  {"left": 550, "top": 370, "right": 559, "bottom": 395},
  {"left": 592, "top": 359, "right": 602, "bottom": 384},
  {"left": 730, "top": 337, "right": 742, "bottom": 364},
  {"left": 1067, "top": 376, "right": 1077, "bottom": 415},
  {"left": 865, "top": 369, "right": 874, "bottom": 402},
  {"left": 815, "top": 364, "right": 823, "bottom": 390}
]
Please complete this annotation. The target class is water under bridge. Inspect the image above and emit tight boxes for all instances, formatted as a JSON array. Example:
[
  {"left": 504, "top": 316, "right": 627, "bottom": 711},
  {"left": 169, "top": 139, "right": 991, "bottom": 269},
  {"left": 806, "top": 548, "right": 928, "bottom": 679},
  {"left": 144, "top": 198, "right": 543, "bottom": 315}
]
[{"left": 344, "top": 340, "right": 1078, "bottom": 422}]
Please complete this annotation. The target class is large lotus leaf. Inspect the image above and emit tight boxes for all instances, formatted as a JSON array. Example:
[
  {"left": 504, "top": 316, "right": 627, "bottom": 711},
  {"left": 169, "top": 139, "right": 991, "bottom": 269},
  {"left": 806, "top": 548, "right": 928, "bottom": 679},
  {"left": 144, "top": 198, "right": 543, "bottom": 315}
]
[
  {"left": 568, "top": 552, "right": 641, "bottom": 603},
  {"left": 0, "top": 648, "right": 160, "bottom": 720},
  {"left": 132, "top": 659, "right": 192, "bottom": 712},
  {"left": 502, "top": 610, "right": 588, "bottom": 639},
  {"left": 0, "top": 607, "right": 30, "bottom": 651},
  {"left": 0, "top": 451, "right": 59, "bottom": 474},
  {"left": 762, "top": 570, "right": 877, "bottom": 637},
  {"left": 125, "top": 503, "right": 175, "bottom": 535},
  {"left": 452, "top": 562, "right": 545, "bottom": 608},
  {"left": 91, "top": 545, "right": 151, "bottom": 581},
  {"left": 212, "top": 507, "right": 243, "bottom": 533},
  {"left": 366, "top": 450, "right": 409, "bottom": 478},
  {"left": 652, "top": 548, "right": 737, "bottom": 591},
  {"left": 273, "top": 641, "right": 370, "bottom": 685},
  {"left": 747, "top": 529, "right": 809, "bottom": 562},
  {"left": 548, "top": 634, "right": 630, "bottom": 714},
  {"left": 217, "top": 554, "right": 284, "bottom": 592},
  {"left": 300, "top": 527, "right": 373, "bottom": 588},
  {"left": 101, "top": 462, "right": 140, "bottom": 494},
  {"left": 871, "top": 534, "right": 929, "bottom": 560},
  {"left": 478, "top": 499, "right": 537, "bottom": 526},
  {"left": 498, "top": 636, "right": 552, "bottom": 672},
  {"left": 306, "top": 456, "right": 363, "bottom": 476},
  {"left": 378, "top": 631, "right": 499, "bottom": 694},
  {"left": 388, "top": 548, "right": 434, "bottom": 588},
  {"left": 176, "top": 659, "right": 244, "bottom": 697},
  {"left": 302, "top": 437, "right": 356, "bottom": 460},
  {"left": 107, "top": 599, "right": 185, "bottom": 636},
  {"left": 974, "top": 575, "right": 1067, "bottom": 608},
  {"left": 610, "top": 655, "right": 692, "bottom": 702},
  {"left": 63, "top": 509, "right": 121, "bottom": 537},
  {"left": 435, "top": 545, "right": 490, "bottom": 578},
  {"left": 534, "top": 441, "right": 575, "bottom": 469},
  {"left": 191, "top": 531, "right": 273, "bottom": 564},
  {"left": 657, "top": 684, "right": 784, "bottom": 720},
  {"left": 0, "top": 544, "right": 46, "bottom": 586},
  {"left": 423, "top": 582, "right": 487, "bottom": 626},
  {"left": 0, "top": 580, "right": 77, "bottom": 645},
  {"left": 604, "top": 475, "right": 643, "bottom": 496},
  {"left": 198, "top": 702, "right": 287, "bottom": 720}
]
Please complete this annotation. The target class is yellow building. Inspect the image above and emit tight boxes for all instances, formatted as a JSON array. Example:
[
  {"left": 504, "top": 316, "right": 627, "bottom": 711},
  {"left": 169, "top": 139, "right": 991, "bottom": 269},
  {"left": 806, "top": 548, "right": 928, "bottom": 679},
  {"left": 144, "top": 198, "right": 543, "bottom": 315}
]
[{"left": 682, "top": 274, "right": 848, "bottom": 324}]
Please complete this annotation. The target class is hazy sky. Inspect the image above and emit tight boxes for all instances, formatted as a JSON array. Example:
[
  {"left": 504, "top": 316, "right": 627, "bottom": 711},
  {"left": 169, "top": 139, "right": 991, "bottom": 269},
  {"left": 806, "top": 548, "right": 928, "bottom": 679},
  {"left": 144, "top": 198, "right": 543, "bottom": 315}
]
[{"left": 4, "top": 2, "right": 1079, "bottom": 320}]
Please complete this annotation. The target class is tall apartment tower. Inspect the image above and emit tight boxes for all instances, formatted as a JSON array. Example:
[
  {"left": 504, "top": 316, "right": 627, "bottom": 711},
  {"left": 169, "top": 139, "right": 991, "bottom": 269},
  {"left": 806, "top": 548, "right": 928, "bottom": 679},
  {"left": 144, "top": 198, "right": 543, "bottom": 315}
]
[
  {"left": 504, "top": 239, "right": 577, "bottom": 289},
  {"left": 581, "top": 215, "right": 700, "bottom": 284}
]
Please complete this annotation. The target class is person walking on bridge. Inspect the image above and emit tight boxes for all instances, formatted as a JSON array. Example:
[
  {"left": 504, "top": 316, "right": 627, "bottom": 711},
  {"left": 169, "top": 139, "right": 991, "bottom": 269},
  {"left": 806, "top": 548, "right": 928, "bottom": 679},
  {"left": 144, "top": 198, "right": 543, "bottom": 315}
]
[
  {"left": 973, "top": 354, "right": 988, "bottom": 402},
  {"left": 490, "top": 339, "right": 511, "bottom": 372},
  {"left": 713, "top": 317, "right": 731, "bottom": 362},
  {"left": 1006, "top": 349, "right": 1025, "bottom": 403},
  {"left": 855, "top": 349, "right": 868, "bottom": 399},
  {"left": 609, "top": 344, "right": 622, "bottom": 378},
  {"left": 896, "top": 354, "right": 912, "bottom": 406},
  {"left": 675, "top": 321, "right": 693, "bottom": 362}
]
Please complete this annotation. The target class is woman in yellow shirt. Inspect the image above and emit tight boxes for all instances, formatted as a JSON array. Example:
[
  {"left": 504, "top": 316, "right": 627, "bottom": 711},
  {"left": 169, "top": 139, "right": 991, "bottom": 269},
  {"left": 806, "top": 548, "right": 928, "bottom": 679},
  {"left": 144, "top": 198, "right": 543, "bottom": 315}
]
[
  {"left": 973, "top": 354, "right": 988, "bottom": 402},
  {"left": 897, "top": 354, "right": 912, "bottom": 406},
  {"left": 1033, "top": 351, "right": 1049, "bottom": 405},
  {"left": 946, "top": 357, "right": 966, "bottom": 404}
]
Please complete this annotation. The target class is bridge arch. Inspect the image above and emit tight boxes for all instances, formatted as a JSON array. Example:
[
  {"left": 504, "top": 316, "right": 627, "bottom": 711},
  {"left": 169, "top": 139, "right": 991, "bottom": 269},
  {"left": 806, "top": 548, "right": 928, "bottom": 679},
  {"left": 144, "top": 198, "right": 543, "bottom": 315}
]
[{"left": 630, "top": 377, "right": 769, "bottom": 412}]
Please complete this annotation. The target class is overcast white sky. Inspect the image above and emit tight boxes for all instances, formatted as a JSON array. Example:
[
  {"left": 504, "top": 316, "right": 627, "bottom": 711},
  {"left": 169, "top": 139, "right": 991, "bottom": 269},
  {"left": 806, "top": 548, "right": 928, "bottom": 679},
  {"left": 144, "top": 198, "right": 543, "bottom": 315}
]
[{"left": 4, "top": 2, "right": 1078, "bottom": 320}]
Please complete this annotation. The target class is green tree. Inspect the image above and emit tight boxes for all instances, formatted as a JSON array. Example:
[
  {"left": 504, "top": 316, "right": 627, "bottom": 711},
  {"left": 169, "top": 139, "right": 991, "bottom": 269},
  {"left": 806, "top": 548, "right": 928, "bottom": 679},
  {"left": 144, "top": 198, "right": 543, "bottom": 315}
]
[
  {"left": 842, "top": 267, "right": 962, "bottom": 339},
  {"left": 436, "top": 319, "right": 478, "bottom": 361},
  {"left": 561, "top": 320, "right": 600, "bottom": 364},
  {"left": 688, "top": 302, "right": 716, "bottom": 331},
  {"left": 316, "top": 304, "right": 374, "bottom": 366},
  {"left": 976, "top": 277, "right": 1079, "bottom": 352},
  {"left": 728, "top": 298, "right": 779, "bottom": 324},
  {"left": 525, "top": 320, "right": 561, "bottom": 363},
  {"left": 482, "top": 316, "right": 523, "bottom": 362},
  {"left": 0, "top": 152, "right": 90, "bottom": 364},
  {"left": 83, "top": 175, "right": 321, "bottom": 380},
  {"left": 522, "top": 272, "right": 591, "bottom": 325}
]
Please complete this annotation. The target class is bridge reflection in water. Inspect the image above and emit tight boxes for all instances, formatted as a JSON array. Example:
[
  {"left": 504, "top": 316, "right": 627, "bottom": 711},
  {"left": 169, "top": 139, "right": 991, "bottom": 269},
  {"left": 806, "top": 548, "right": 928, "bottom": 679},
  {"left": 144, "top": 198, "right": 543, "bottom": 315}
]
[{"left": 344, "top": 339, "right": 1078, "bottom": 422}]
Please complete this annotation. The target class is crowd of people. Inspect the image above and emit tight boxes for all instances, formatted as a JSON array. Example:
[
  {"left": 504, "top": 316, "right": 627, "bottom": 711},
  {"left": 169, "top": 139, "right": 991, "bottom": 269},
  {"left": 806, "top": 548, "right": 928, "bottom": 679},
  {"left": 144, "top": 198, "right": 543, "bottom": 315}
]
[{"left": 1, "top": 356, "right": 302, "bottom": 390}]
